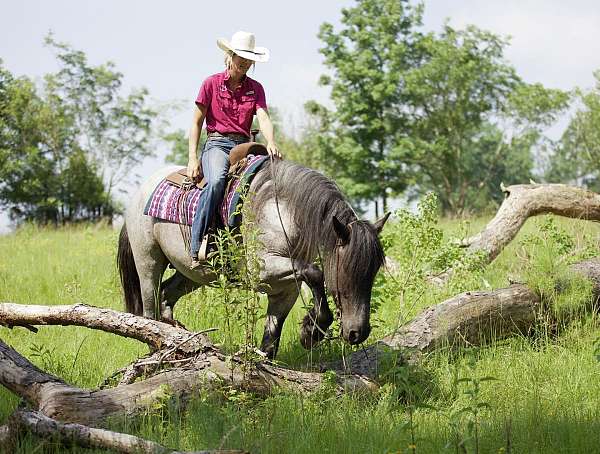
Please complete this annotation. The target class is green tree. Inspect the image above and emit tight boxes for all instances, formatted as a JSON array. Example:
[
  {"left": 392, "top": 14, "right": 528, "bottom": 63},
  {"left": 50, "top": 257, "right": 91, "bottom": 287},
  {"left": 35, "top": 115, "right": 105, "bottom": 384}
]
[
  {"left": 0, "top": 33, "right": 157, "bottom": 224},
  {"left": 312, "top": 1, "right": 568, "bottom": 215},
  {"left": 0, "top": 62, "right": 108, "bottom": 223},
  {"left": 0, "top": 65, "right": 59, "bottom": 222},
  {"left": 404, "top": 25, "right": 569, "bottom": 213},
  {"left": 311, "top": 0, "right": 424, "bottom": 215},
  {"left": 546, "top": 70, "right": 600, "bottom": 191},
  {"left": 44, "top": 34, "right": 156, "bottom": 216}
]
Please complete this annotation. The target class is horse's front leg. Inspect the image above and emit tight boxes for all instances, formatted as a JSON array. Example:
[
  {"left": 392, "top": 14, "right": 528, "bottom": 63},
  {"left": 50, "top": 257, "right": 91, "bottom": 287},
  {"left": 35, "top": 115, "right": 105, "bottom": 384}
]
[
  {"left": 260, "top": 283, "right": 299, "bottom": 359},
  {"left": 258, "top": 255, "right": 332, "bottom": 357},
  {"left": 298, "top": 263, "right": 333, "bottom": 350}
]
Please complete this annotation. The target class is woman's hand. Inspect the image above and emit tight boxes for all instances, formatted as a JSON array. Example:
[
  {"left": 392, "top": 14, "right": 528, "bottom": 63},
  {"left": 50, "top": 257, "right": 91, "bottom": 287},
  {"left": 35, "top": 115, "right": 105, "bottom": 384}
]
[
  {"left": 266, "top": 141, "right": 282, "bottom": 159},
  {"left": 187, "top": 157, "right": 200, "bottom": 180},
  {"left": 256, "top": 108, "right": 282, "bottom": 160}
]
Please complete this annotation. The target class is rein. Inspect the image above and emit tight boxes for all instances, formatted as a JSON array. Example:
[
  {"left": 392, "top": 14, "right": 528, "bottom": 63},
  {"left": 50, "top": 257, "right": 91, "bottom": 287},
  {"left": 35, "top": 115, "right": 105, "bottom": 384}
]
[{"left": 333, "top": 240, "right": 343, "bottom": 320}]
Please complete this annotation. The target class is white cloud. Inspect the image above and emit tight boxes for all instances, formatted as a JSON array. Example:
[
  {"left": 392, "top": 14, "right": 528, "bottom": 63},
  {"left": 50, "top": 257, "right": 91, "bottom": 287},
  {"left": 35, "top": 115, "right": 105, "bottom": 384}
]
[{"left": 424, "top": 0, "right": 600, "bottom": 89}]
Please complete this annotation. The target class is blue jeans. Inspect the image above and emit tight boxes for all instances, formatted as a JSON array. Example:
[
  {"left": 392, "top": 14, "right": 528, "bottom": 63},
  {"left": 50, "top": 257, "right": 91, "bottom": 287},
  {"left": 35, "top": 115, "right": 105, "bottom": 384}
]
[{"left": 190, "top": 136, "right": 248, "bottom": 257}]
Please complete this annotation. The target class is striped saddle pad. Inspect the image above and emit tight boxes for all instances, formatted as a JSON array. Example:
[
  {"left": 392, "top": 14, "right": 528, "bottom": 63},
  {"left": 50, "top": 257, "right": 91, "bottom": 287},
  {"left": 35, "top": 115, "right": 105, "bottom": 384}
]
[{"left": 144, "top": 154, "right": 268, "bottom": 227}]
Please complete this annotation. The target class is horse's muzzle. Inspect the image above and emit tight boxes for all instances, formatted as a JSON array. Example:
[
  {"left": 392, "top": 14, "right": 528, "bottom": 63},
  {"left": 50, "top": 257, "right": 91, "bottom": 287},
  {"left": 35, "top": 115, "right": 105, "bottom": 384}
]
[{"left": 343, "top": 324, "right": 371, "bottom": 345}]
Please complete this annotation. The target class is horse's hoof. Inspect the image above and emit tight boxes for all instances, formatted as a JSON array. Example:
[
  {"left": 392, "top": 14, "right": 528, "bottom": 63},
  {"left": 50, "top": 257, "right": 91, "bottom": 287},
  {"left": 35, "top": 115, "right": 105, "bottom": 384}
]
[{"left": 300, "top": 324, "right": 326, "bottom": 350}]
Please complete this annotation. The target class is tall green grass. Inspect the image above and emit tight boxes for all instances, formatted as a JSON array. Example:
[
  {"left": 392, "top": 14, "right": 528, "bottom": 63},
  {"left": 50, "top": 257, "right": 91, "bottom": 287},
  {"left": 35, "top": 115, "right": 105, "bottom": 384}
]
[{"left": 1, "top": 215, "right": 599, "bottom": 453}]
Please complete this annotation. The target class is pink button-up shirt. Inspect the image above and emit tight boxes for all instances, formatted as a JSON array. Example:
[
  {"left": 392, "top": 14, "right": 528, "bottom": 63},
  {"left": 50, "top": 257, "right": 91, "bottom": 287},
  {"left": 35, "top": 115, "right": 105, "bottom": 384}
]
[{"left": 195, "top": 71, "right": 267, "bottom": 138}]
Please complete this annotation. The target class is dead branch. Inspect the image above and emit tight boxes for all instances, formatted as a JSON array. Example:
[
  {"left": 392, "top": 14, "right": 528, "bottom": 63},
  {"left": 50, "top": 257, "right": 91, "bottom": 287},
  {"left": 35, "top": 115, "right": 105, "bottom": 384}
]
[
  {"left": 464, "top": 184, "right": 600, "bottom": 262},
  {"left": 0, "top": 303, "right": 210, "bottom": 354},
  {"left": 0, "top": 304, "right": 376, "bottom": 426},
  {"left": 7, "top": 409, "right": 245, "bottom": 454},
  {"left": 429, "top": 184, "right": 600, "bottom": 285}
]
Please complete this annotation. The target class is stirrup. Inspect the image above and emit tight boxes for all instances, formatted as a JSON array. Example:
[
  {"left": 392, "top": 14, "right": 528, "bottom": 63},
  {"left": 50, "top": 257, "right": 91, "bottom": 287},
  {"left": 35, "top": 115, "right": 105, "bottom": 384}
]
[{"left": 190, "top": 235, "right": 210, "bottom": 269}]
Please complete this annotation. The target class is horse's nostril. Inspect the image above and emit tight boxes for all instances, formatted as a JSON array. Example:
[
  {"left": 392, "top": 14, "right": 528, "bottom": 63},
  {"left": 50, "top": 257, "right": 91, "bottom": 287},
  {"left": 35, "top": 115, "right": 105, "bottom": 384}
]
[{"left": 348, "top": 330, "right": 360, "bottom": 344}]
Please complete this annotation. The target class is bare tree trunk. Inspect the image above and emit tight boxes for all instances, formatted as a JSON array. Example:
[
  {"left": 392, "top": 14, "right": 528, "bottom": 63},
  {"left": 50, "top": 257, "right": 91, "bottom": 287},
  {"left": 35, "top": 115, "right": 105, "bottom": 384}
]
[
  {"left": 463, "top": 184, "right": 600, "bottom": 262},
  {"left": 0, "top": 304, "right": 376, "bottom": 424},
  {"left": 335, "top": 258, "right": 600, "bottom": 376},
  {"left": 2, "top": 410, "right": 245, "bottom": 454},
  {"left": 430, "top": 184, "right": 600, "bottom": 285}
]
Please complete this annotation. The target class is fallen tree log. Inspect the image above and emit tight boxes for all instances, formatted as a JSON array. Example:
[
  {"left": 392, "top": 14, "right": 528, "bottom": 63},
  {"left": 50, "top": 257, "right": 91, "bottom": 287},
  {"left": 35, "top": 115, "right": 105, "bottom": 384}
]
[
  {"left": 0, "top": 410, "right": 244, "bottom": 454},
  {"left": 335, "top": 257, "right": 600, "bottom": 376},
  {"left": 0, "top": 304, "right": 376, "bottom": 452},
  {"left": 430, "top": 184, "right": 600, "bottom": 285},
  {"left": 0, "top": 305, "right": 376, "bottom": 423}
]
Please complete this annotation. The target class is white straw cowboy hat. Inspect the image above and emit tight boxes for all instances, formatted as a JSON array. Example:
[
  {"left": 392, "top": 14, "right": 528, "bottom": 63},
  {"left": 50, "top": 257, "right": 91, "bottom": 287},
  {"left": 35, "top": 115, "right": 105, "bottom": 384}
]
[{"left": 217, "top": 31, "right": 270, "bottom": 63}]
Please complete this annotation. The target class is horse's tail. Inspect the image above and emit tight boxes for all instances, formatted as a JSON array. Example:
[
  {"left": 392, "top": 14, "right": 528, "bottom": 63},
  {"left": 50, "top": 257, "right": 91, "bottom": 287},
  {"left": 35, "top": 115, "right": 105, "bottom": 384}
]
[{"left": 117, "top": 224, "right": 143, "bottom": 315}]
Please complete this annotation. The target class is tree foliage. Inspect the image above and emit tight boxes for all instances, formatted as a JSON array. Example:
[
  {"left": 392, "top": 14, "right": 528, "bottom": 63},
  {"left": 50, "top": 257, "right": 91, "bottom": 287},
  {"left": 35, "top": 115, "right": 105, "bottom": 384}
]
[
  {"left": 403, "top": 25, "right": 569, "bottom": 213},
  {"left": 546, "top": 70, "right": 600, "bottom": 192},
  {"left": 310, "top": 1, "right": 569, "bottom": 215},
  {"left": 44, "top": 34, "right": 156, "bottom": 205},
  {"left": 0, "top": 36, "right": 157, "bottom": 224},
  {"left": 311, "top": 0, "right": 424, "bottom": 215}
]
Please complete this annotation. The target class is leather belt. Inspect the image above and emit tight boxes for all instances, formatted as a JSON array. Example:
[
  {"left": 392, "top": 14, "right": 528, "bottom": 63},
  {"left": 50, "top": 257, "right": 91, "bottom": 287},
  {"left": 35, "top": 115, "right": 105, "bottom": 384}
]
[{"left": 207, "top": 131, "right": 249, "bottom": 142}]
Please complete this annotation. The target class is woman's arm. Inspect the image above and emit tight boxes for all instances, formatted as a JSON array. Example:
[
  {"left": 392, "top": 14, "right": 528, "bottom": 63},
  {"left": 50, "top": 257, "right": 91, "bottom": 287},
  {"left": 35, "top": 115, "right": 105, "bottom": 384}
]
[
  {"left": 187, "top": 104, "right": 207, "bottom": 179},
  {"left": 256, "top": 108, "right": 282, "bottom": 159}
]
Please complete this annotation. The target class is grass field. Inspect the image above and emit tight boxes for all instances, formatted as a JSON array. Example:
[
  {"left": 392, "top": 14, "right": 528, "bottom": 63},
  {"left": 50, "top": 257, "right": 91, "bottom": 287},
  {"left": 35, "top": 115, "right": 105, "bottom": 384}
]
[{"left": 1, "top": 213, "right": 600, "bottom": 453}]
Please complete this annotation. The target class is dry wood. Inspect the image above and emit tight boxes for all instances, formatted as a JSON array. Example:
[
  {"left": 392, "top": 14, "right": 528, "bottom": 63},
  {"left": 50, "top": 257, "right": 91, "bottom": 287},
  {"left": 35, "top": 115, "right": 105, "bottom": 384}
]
[
  {"left": 0, "top": 303, "right": 376, "bottom": 426},
  {"left": 7, "top": 410, "right": 245, "bottom": 454},
  {"left": 336, "top": 258, "right": 600, "bottom": 376},
  {"left": 464, "top": 184, "right": 600, "bottom": 262},
  {"left": 429, "top": 184, "right": 600, "bottom": 285},
  {"left": 0, "top": 423, "right": 10, "bottom": 445},
  {"left": 0, "top": 303, "right": 211, "bottom": 354}
]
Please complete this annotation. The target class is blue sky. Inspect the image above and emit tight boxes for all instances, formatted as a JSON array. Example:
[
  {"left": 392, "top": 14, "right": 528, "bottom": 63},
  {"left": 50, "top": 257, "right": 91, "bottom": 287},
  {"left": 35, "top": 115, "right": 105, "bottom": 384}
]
[{"left": 1, "top": 0, "right": 599, "bottom": 228}]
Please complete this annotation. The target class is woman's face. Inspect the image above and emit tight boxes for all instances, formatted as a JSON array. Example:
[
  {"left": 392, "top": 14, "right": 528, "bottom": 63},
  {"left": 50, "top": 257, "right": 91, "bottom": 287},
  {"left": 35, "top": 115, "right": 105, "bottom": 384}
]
[{"left": 231, "top": 54, "right": 253, "bottom": 75}]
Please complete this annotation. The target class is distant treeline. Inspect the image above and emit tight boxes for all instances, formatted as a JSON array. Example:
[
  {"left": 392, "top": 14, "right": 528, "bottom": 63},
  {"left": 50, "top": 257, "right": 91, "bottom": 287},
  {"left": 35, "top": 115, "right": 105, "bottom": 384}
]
[{"left": 2, "top": 1, "right": 600, "bottom": 224}]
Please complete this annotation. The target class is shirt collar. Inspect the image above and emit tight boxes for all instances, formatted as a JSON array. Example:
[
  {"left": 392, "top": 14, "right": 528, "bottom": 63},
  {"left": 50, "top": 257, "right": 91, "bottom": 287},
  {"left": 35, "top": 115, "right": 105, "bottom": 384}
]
[{"left": 222, "top": 70, "right": 247, "bottom": 86}]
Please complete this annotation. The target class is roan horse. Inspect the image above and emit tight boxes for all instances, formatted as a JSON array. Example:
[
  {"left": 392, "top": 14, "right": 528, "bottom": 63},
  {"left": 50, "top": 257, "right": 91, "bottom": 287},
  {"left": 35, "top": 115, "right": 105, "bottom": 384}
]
[{"left": 117, "top": 159, "right": 389, "bottom": 358}]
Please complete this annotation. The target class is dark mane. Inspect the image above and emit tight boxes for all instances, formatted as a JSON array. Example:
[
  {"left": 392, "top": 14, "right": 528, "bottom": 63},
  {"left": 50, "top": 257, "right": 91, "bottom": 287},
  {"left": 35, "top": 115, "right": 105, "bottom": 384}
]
[{"left": 252, "top": 160, "right": 385, "bottom": 283}]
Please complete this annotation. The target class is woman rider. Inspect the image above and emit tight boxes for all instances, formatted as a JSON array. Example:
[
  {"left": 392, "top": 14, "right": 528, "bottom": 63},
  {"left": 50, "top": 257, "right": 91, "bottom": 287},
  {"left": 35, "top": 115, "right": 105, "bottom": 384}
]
[{"left": 187, "top": 31, "right": 281, "bottom": 268}]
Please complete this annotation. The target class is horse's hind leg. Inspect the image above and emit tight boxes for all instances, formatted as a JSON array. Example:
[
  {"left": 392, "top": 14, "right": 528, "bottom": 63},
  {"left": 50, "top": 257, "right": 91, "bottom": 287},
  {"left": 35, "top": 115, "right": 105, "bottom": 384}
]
[
  {"left": 159, "top": 271, "right": 200, "bottom": 320},
  {"left": 261, "top": 283, "right": 299, "bottom": 359},
  {"left": 136, "top": 256, "right": 169, "bottom": 319},
  {"left": 128, "top": 228, "right": 169, "bottom": 319},
  {"left": 299, "top": 264, "right": 333, "bottom": 349}
]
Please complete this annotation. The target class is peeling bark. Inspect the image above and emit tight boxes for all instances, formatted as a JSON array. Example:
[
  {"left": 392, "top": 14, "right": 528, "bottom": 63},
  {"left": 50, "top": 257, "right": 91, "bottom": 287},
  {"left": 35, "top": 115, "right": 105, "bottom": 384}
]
[
  {"left": 0, "top": 303, "right": 211, "bottom": 354},
  {"left": 0, "top": 303, "right": 376, "bottom": 426}
]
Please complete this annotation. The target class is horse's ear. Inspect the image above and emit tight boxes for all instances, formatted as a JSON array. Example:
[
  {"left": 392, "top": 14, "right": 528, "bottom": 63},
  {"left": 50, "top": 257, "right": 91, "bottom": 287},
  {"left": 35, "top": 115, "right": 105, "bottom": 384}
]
[
  {"left": 332, "top": 215, "right": 350, "bottom": 244},
  {"left": 373, "top": 212, "right": 391, "bottom": 235}
]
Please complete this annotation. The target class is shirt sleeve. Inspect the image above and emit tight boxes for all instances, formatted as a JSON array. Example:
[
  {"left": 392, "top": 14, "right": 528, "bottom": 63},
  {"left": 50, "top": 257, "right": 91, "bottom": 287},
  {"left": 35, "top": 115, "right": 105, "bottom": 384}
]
[
  {"left": 195, "top": 77, "right": 212, "bottom": 108},
  {"left": 254, "top": 82, "right": 267, "bottom": 111}
]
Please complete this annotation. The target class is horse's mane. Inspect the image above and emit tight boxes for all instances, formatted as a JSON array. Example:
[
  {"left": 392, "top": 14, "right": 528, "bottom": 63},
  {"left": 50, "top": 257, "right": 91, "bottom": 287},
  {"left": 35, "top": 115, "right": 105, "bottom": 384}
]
[{"left": 252, "top": 160, "right": 384, "bottom": 283}]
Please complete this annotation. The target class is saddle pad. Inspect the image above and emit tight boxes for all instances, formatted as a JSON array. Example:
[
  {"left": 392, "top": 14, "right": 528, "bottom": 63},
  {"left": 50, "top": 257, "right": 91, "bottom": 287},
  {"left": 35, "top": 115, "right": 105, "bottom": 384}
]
[{"left": 144, "top": 154, "right": 268, "bottom": 227}]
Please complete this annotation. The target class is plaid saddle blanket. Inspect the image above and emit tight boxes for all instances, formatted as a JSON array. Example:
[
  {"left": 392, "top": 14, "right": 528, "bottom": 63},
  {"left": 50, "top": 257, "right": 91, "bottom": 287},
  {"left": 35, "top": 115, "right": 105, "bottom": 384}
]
[{"left": 144, "top": 154, "right": 268, "bottom": 227}]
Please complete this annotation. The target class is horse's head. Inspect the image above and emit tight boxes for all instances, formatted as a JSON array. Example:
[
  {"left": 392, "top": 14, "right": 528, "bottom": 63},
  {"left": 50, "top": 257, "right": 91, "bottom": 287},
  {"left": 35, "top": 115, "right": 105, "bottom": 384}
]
[{"left": 326, "top": 212, "right": 390, "bottom": 345}]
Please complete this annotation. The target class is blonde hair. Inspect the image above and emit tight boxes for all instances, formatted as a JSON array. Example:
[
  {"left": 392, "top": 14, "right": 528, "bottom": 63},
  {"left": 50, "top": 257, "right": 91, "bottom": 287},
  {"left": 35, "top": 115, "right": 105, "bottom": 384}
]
[
  {"left": 224, "top": 51, "right": 256, "bottom": 72},
  {"left": 224, "top": 50, "right": 234, "bottom": 70}
]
